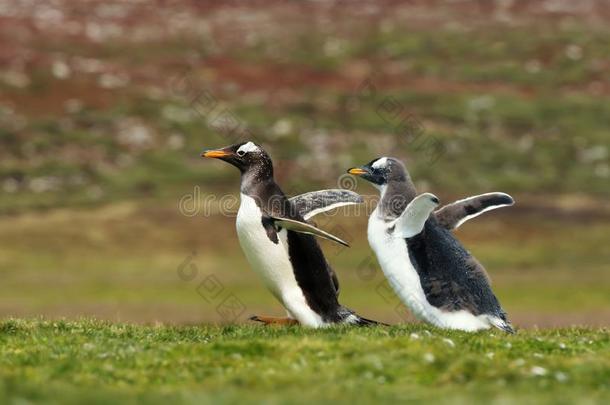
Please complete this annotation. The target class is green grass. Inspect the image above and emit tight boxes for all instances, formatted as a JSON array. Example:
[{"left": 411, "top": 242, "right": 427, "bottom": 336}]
[{"left": 0, "top": 319, "right": 608, "bottom": 404}]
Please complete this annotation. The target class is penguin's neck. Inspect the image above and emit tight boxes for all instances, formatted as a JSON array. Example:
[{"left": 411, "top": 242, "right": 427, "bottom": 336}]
[
  {"left": 239, "top": 160, "right": 274, "bottom": 195},
  {"left": 377, "top": 180, "right": 417, "bottom": 221},
  {"left": 239, "top": 167, "right": 287, "bottom": 215}
]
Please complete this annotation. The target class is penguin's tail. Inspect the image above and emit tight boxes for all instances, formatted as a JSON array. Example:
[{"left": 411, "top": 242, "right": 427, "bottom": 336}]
[
  {"left": 353, "top": 315, "right": 388, "bottom": 327},
  {"left": 338, "top": 307, "right": 388, "bottom": 327},
  {"left": 489, "top": 316, "right": 515, "bottom": 334},
  {"left": 345, "top": 311, "right": 389, "bottom": 327}
]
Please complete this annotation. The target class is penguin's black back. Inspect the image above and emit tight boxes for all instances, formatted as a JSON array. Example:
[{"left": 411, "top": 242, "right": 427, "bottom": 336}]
[
  {"left": 405, "top": 217, "right": 508, "bottom": 320},
  {"left": 286, "top": 231, "right": 344, "bottom": 322}
]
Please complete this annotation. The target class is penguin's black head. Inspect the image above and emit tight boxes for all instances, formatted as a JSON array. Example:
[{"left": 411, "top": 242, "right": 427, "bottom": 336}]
[
  {"left": 201, "top": 141, "right": 273, "bottom": 177},
  {"left": 347, "top": 157, "right": 408, "bottom": 188}
]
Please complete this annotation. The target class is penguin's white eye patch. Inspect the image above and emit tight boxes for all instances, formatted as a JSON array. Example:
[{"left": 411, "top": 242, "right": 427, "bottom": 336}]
[
  {"left": 372, "top": 157, "right": 388, "bottom": 169},
  {"left": 237, "top": 141, "right": 259, "bottom": 156}
]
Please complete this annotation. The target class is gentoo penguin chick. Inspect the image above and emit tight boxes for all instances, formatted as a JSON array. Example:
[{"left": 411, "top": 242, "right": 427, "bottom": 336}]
[
  {"left": 348, "top": 157, "right": 514, "bottom": 333},
  {"left": 201, "top": 141, "right": 379, "bottom": 327}
]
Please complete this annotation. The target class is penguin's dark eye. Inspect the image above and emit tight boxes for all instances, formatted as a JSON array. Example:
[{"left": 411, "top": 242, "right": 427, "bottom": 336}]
[{"left": 237, "top": 150, "right": 245, "bottom": 157}]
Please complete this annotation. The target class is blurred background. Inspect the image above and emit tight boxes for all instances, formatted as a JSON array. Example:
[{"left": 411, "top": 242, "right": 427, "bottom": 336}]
[{"left": 0, "top": 0, "right": 608, "bottom": 328}]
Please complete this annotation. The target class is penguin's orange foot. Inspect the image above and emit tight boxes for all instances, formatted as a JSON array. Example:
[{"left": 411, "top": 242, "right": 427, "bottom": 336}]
[{"left": 249, "top": 315, "right": 299, "bottom": 326}]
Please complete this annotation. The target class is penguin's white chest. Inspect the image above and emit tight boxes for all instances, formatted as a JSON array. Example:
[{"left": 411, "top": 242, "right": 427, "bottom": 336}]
[
  {"left": 367, "top": 209, "right": 490, "bottom": 331},
  {"left": 367, "top": 211, "right": 434, "bottom": 322},
  {"left": 235, "top": 194, "right": 325, "bottom": 327},
  {"left": 235, "top": 195, "right": 294, "bottom": 299}
]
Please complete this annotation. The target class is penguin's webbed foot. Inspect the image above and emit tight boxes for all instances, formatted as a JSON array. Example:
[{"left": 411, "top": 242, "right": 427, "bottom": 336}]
[{"left": 249, "top": 315, "right": 299, "bottom": 326}]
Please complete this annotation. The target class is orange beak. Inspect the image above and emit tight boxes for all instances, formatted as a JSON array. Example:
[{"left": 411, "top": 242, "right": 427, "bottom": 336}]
[
  {"left": 348, "top": 167, "right": 367, "bottom": 175},
  {"left": 201, "top": 150, "right": 231, "bottom": 158}
]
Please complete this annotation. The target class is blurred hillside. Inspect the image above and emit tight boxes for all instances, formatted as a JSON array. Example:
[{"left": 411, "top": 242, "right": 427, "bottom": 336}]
[
  {"left": 1, "top": 0, "right": 609, "bottom": 213},
  {"left": 0, "top": 0, "right": 608, "bottom": 327}
]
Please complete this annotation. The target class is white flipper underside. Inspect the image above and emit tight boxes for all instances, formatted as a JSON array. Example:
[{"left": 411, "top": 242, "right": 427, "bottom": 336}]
[
  {"left": 271, "top": 217, "right": 349, "bottom": 247},
  {"left": 392, "top": 193, "right": 440, "bottom": 239}
]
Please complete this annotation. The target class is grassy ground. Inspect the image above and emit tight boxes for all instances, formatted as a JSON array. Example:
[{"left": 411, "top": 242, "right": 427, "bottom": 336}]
[{"left": 0, "top": 320, "right": 608, "bottom": 404}]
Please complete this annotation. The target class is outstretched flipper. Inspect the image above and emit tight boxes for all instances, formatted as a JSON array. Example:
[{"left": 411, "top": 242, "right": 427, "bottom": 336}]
[
  {"left": 434, "top": 192, "right": 514, "bottom": 230},
  {"left": 289, "top": 189, "right": 363, "bottom": 221},
  {"left": 269, "top": 216, "right": 350, "bottom": 247},
  {"left": 392, "top": 193, "right": 440, "bottom": 239}
]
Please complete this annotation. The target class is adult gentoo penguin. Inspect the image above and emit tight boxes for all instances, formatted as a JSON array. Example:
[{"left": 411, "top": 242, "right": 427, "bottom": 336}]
[
  {"left": 348, "top": 157, "right": 515, "bottom": 333},
  {"left": 201, "top": 141, "right": 379, "bottom": 327}
]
